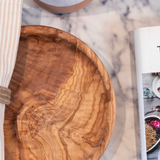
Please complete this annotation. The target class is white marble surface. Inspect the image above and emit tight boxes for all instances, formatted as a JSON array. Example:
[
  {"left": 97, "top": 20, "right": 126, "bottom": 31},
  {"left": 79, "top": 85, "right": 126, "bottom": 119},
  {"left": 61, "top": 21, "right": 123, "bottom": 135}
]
[{"left": 21, "top": 0, "right": 160, "bottom": 159}]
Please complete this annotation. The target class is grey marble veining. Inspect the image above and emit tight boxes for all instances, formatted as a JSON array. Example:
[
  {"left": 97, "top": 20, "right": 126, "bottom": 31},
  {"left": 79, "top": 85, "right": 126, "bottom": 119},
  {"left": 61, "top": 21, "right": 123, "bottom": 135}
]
[{"left": 21, "top": 0, "right": 160, "bottom": 159}]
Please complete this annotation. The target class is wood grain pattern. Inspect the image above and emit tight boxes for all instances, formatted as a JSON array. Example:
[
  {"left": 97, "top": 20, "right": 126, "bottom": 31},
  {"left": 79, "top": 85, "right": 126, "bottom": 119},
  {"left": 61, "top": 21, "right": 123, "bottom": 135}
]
[{"left": 4, "top": 26, "right": 116, "bottom": 160}]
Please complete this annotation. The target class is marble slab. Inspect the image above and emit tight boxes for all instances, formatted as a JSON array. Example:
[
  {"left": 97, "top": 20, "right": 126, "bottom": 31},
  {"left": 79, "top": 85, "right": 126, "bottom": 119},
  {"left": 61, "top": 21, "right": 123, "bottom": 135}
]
[{"left": 21, "top": 0, "right": 160, "bottom": 159}]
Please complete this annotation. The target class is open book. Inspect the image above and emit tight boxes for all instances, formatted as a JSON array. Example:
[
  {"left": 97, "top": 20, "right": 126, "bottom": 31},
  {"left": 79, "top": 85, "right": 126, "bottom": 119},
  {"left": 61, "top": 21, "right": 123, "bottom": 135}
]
[{"left": 134, "top": 26, "right": 160, "bottom": 160}]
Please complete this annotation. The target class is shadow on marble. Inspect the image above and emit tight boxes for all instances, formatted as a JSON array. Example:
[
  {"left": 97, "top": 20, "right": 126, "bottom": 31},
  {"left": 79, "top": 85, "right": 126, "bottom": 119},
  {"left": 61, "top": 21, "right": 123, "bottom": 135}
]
[
  {"left": 129, "top": 31, "right": 141, "bottom": 160},
  {"left": 90, "top": 47, "right": 126, "bottom": 160},
  {"left": 22, "top": 0, "right": 43, "bottom": 26}
]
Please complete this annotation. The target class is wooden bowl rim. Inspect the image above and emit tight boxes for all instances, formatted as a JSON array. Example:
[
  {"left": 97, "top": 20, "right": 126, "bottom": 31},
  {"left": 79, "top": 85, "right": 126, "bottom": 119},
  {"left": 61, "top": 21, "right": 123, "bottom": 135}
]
[{"left": 20, "top": 25, "right": 116, "bottom": 151}]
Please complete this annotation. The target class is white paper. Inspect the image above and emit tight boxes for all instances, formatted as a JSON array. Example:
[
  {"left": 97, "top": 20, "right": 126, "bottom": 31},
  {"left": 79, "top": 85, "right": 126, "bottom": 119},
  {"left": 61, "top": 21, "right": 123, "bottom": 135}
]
[
  {"left": 135, "top": 26, "right": 160, "bottom": 74},
  {"left": 134, "top": 26, "right": 160, "bottom": 160}
]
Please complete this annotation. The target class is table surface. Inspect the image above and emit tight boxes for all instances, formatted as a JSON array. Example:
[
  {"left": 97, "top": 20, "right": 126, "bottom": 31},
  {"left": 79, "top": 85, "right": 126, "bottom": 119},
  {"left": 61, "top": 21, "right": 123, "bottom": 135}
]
[{"left": 21, "top": 0, "right": 160, "bottom": 159}]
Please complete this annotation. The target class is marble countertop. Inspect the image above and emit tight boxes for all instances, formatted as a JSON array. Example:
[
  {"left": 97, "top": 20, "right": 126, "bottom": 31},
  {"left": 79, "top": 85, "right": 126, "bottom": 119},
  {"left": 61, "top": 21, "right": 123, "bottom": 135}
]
[{"left": 21, "top": 0, "right": 160, "bottom": 159}]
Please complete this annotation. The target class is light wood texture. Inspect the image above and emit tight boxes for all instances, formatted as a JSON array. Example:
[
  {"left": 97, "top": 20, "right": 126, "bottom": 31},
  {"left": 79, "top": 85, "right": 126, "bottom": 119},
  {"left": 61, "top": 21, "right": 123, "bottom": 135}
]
[
  {"left": 0, "top": 1, "right": 23, "bottom": 160},
  {"left": 4, "top": 26, "right": 116, "bottom": 160}
]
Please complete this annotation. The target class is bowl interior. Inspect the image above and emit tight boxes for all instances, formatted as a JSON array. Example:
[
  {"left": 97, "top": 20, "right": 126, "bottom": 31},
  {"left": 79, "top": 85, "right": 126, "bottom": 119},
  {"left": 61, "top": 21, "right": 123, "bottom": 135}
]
[{"left": 145, "top": 115, "right": 160, "bottom": 152}]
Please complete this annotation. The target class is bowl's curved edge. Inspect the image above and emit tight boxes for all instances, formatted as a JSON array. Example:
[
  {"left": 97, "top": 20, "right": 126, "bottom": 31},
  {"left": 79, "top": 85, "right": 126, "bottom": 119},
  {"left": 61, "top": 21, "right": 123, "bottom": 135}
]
[
  {"left": 20, "top": 25, "right": 116, "bottom": 156},
  {"left": 33, "top": 0, "right": 93, "bottom": 14}
]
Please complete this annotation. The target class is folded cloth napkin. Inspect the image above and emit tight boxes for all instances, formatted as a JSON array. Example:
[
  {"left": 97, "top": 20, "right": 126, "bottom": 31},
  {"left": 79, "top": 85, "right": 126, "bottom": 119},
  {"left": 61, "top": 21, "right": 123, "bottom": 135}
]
[{"left": 0, "top": 0, "right": 23, "bottom": 159}]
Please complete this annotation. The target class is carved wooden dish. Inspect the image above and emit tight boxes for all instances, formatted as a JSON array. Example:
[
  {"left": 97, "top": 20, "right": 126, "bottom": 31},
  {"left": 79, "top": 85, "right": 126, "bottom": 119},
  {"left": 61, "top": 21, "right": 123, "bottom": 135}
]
[{"left": 4, "top": 26, "right": 116, "bottom": 160}]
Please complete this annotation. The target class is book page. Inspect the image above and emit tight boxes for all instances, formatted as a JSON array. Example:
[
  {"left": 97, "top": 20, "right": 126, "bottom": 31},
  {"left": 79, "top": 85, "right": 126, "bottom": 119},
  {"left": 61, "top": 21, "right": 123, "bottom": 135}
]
[{"left": 134, "top": 26, "right": 160, "bottom": 160}]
